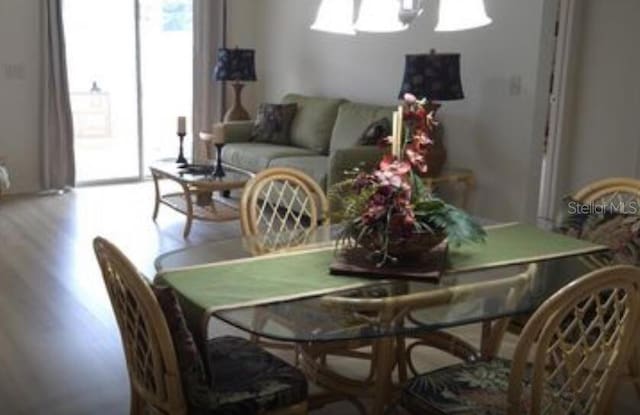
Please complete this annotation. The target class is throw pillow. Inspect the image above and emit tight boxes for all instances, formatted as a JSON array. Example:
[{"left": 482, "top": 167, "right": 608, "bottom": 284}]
[
  {"left": 251, "top": 103, "right": 297, "bottom": 145},
  {"left": 359, "top": 117, "right": 392, "bottom": 145},
  {"left": 557, "top": 197, "right": 640, "bottom": 265},
  {"left": 152, "top": 285, "right": 211, "bottom": 407}
]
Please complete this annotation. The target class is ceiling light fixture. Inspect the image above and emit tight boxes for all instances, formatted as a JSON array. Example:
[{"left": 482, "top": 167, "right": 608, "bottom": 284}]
[
  {"left": 310, "top": 0, "right": 356, "bottom": 35},
  {"left": 435, "top": 0, "right": 492, "bottom": 32},
  {"left": 355, "top": 0, "right": 408, "bottom": 33},
  {"left": 398, "top": 0, "right": 424, "bottom": 25}
]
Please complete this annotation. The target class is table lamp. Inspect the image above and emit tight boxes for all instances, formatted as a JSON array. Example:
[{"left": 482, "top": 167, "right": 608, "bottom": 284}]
[
  {"left": 214, "top": 47, "right": 257, "bottom": 122},
  {"left": 398, "top": 50, "right": 464, "bottom": 177},
  {"left": 398, "top": 50, "right": 464, "bottom": 113}
]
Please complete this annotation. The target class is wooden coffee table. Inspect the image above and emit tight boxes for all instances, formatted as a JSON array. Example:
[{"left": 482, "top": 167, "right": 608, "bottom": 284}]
[{"left": 150, "top": 161, "right": 253, "bottom": 238}]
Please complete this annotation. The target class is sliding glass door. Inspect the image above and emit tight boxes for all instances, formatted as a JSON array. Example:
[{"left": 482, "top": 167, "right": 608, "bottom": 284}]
[
  {"left": 64, "top": 0, "right": 193, "bottom": 184},
  {"left": 139, "top": 0, "right": 193, "bottom": 172}
]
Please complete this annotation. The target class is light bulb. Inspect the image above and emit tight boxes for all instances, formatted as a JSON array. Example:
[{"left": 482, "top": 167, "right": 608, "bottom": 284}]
[
  {"left": 311, "top": 0, "right": 356, "bottom": 35},
  {"left": 435, "top": 0, "right": 492, "bottom": 32}
]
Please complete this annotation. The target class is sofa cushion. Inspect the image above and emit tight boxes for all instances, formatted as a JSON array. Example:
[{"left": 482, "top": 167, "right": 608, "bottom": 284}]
[
  {"left": 282, "top": 94, "right": 345, "bottom": 155},
  {"left": 268, "top": 156, "right": 329, "bottom": 189},
  {"left": 330, "top": 102, "right": 394, "bottom": 152},
  {"left": 221, "top": 143, "right": 319, "bottom": 173}
]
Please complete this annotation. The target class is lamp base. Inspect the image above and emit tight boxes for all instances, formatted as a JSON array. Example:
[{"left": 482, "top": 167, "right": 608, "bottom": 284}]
[
  {"left": 223, "top": 82, "right": 251, "bottom": 122},
  {"left": 223, "top": 106, "right": 250, "bottom": 122}
]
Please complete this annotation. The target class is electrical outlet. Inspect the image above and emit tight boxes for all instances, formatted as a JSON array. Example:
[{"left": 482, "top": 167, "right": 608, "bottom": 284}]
[{"left": 3, "top": 63, "right": 26, "bottom": 80}]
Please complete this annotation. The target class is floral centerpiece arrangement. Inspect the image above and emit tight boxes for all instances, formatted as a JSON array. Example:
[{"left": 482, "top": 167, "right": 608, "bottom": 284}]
[{"left": 331, "top": 94, "right": 486, "bottom": 267}]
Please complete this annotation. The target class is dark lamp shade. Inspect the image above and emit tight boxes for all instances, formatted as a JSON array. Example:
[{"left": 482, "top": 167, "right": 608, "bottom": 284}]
[
  {"left": 214, "top": 48, "right": 257, "bottom": 82},
  {"left": 398, "top": 53, "right": 464, "bottom": 101}
]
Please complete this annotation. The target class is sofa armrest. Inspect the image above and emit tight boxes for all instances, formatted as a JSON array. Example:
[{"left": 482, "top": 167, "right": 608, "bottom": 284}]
[
  {"left": 328, "top": 145, "right": 384, "bottom": 187},
  {"left": 213, "top": 121, "right": 254, "bottom": 143}
]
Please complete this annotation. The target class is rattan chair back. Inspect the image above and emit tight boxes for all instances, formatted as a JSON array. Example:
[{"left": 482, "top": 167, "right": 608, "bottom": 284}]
[
  {"left": 573, "top": 177, "right": 640, "bottom": 206},
  {"left": 93, "top": 237, "right": 186, "bottom": 415},
  {"left": 240, "top": 167, "right": 329, "bottom": 254},
  {"left": 507, "top": 265, "right": 640, "bottom": 415}
]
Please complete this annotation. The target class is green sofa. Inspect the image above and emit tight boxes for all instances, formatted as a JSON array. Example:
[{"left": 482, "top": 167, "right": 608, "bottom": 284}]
[{"left": 216, "top": 93, "right": 393, "bottom": 189}]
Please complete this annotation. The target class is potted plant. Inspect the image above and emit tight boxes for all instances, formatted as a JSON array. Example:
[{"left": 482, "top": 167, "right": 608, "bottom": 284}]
[{"left": 330, "top": 94, "right": 486, "bottom": 267}]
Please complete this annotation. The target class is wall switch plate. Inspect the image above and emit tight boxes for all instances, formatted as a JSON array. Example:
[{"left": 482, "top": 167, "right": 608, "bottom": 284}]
[
  {"left": 3, "top": 63, "right": 26, "bottom": 80},
  {"left": 509, "top": 75, "right": 522, "bottom": 96}
]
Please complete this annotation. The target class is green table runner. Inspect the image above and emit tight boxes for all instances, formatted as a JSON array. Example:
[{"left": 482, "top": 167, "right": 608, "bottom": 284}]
[{"left": 155, "top": 223, "right": 607, "bottom": 324}]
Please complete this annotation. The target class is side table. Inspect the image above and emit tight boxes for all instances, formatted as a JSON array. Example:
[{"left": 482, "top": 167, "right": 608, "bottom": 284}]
[
  {"left": 150, "top": 161, "right": 253, "bottom": 238},
  {"left": 423, "top": 168, "right": 475, "bottom": 209}
]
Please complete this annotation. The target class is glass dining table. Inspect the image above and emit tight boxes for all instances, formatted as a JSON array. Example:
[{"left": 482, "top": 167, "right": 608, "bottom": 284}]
[{"left": 154, "top": 222, "right": 608, "bottom": 415}]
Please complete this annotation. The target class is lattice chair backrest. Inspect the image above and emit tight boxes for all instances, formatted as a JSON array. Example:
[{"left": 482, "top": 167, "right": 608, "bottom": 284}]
[
  {"left": 93, "top": 237, "right": 186, "bottom": 414},
  {"left": 240, "top": 167, "right": 329, "bottom": 253},
  {"left": 507, "top": 265, "right": 640, "bottom": 415}
]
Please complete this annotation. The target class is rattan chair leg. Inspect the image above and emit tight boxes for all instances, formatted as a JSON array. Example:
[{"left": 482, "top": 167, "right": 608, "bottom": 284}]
[
  {"left": 396, "top": 336, "right": 408, "bottom": 383},
  {"left": 480, "top": 317, "right": 511, "bottom": 359},
  {"left": 152, "top": 173, "right": 161, "bottom": 221}
]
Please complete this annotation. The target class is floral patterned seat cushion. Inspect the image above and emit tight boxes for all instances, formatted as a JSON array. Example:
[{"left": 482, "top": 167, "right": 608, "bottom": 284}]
[
  {"left": 193, "top": 336, "right": 308, "bottom": 415},
  {"left": 153, "top": 287, "right": 307, "bottom": 415},
  {"left": 401, "top": 358, "right": 578, "bottom": 415}
]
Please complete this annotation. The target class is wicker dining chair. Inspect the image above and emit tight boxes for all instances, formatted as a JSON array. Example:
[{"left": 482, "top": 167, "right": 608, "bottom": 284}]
[
  {"left": 401, "top": 265, "right": 640, "bottom": 415},
  {"left": 94, "top": 237, "right": 308, "bottom": 415},
  {"left": 509, "top": 178, "right": 640, "bottom": 331},
  {"left": 239, "top": 167, "right": 333, "bottom": 361},
  {"left": 240, "top": 167, "right": 330, "bottom": 255},
  {"left": 299, "top": 269, "right": 536, "bottom": 411},
  {"left": 503, "top": 178, "right": 640, "bottom": 395}
]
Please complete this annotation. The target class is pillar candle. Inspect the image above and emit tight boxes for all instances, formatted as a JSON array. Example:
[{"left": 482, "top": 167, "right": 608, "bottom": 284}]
[
  {"left": 177, "top": 116, "right": 186, "bottom": 135},
  {"left": 391, "top": 111, "right": 398, "bottom": 157},
  {"left": 397, "top": 105, "right": 404, "bottom": 158},
  {"left": 212, "top": 131, "right": 225, "bottom": 145}
]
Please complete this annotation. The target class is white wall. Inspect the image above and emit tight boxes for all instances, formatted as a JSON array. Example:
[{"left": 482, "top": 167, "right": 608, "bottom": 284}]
[
  {"left": 0, "top": 0, "right": 558, "bottom": 213},
  {"left": 0, "top": 0, "right": 41, "bottom": 194},
  {"left": 253, "top": 0, "right": 555, "bottom": 221},
  {"left": 559, "top": 0, "right": 640, "bottom": 195}
]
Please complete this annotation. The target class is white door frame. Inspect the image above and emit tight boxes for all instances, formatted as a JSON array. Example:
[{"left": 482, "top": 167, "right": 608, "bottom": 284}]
[{"left": 536, "top": 0, "right": 579, "bottom": 228}]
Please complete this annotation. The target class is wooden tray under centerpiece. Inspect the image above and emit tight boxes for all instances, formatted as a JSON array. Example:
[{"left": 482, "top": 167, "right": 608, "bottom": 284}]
[{"left": 329, "top": 240, "right": 448, "bottom": 282}]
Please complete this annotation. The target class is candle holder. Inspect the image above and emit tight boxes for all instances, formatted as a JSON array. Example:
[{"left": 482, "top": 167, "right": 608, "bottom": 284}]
[
  {"left": 213, "top": 143, "right": 226, "bottom": 178},
  {"left": 176, "top": 133, "right": 188, "bottom": 165}
]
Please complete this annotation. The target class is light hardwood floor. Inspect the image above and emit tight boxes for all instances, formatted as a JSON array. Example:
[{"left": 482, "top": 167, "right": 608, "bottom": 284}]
[{"left": 0, "top": 183, "right": 637, "bottom": 414}]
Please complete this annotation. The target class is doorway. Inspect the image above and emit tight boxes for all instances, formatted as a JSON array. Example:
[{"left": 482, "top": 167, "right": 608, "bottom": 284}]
[
  {"left": 538, "top": 0, "right": 640, "bottom": 223},
  {"left": 63, "top": 0, "right": 193, "bottom": 184}
]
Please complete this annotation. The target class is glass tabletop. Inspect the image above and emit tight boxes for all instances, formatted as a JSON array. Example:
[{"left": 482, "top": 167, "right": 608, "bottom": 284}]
[
  {"left": 213, "top": 256, "right": 591, "bottom": 343},
  {"left": 149, "top": 160, "right": 251, "bottom": 185},
  {"left": 155, "top": 223, "right": 608, "bottom": 343},
  {"left": 155, "top": 225, "right": 340, "bottom": 271}
]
